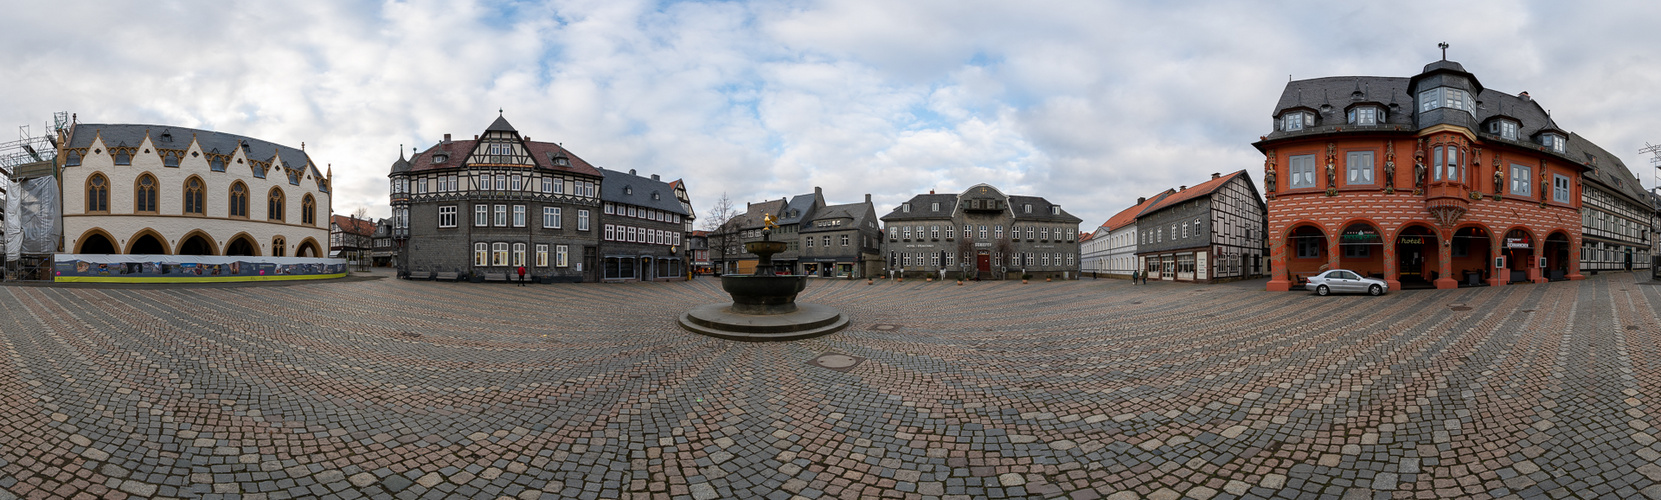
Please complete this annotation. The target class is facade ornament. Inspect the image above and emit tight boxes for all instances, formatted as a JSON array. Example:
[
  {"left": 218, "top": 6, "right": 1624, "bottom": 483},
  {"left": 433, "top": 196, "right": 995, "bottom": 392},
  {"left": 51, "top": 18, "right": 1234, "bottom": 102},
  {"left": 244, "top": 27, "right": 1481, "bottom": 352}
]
[
  {"left": 1539, "top": 161, "right": 1550, "bottom": 206},
  {"left": 1383, "top": 140, "right": 1396, "bottom": 194},
  {"left": 1493, "top": 166, "right": 1505, "bottom": 200},
  {"left": 1263, "top": 149, "right": 1277, "bottom": 198},
  {"left": 1325, "top": 142, "right": 1338, "bottom": 197},
  {"left": 1412, "top": 138, "right": 1427, "bottom": 194}
]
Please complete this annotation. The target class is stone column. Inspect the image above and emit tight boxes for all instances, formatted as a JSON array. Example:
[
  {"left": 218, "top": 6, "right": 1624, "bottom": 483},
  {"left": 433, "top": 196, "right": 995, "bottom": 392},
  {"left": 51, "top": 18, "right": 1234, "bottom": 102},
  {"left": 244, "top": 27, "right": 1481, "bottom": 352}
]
[
  {"left": 1489, "top": 237, "right": 1506, "bottom": 287},
  {"left": 1435, "top": 228, "right": 1457, "bottom": 289},
  {"left": 1266, "top": 233, "right": 1292, "bottom": 291}
]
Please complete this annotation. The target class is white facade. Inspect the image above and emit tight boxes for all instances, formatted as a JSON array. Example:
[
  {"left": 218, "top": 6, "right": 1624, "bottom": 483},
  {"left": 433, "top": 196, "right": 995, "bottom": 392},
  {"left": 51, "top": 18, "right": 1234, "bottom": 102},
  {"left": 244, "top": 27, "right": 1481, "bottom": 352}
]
[
  {"left": 1101, "top": 222, "right": 1141, "bottom": 277},
  {"left": 57, "top": 123, "right": 330, "bottom": 257}
]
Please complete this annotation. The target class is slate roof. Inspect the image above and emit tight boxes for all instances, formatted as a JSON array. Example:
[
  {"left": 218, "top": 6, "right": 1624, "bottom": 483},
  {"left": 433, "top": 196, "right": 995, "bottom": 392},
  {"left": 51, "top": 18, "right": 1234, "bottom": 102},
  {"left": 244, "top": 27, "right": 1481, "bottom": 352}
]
[
  {"left": 1101, "top": 189, "right": 1175, "bottom": 231},
  {"left": 1259, "top": 61, "right": 1645, "bottom": 192},
  {"left": 68, "top": 123, "right": 319, "bottom": 178},
  {"left": 598, "top": 168, "right": 689, "bottom": 215},
  {"left": 389, "top": 152, "right": 411, "bottom": 175},
  {"left": 331, "top": 215, "right": 375, "bottom": 236},
  {"left": 878, "top": 194, "right": 958, "bottom": 221},
  {"left": 1571, "top": 133, "right": 1652, "bottom": 206},
  {"left": 776, "top": 192, "right": 822, "bottom": 225},
  {"left": 1008, "top": 195, "right": 1082, "bottom": 223},
  {"left": 801, "top": 201, "right": 873, "bottom": 233},
  {"left": 1142, "top": 171, "right": 1248, "bottom": 214},
  {"left": 485, "top": 114, "right": 517, "bottom": 132}
]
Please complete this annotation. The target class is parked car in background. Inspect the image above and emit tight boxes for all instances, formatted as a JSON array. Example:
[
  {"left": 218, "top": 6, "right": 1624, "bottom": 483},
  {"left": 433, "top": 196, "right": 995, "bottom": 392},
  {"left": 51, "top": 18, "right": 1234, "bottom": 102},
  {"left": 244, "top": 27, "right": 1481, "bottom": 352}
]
[{"left": 1305, "top": 269, "right": 1387, "bottom": 296}]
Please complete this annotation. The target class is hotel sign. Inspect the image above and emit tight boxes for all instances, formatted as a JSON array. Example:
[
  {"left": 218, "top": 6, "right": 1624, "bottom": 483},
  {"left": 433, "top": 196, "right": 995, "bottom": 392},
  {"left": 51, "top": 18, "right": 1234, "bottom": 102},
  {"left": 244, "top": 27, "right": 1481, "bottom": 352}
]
[
  {"left": 1505, "top": 237, "right": 1530, "bottom": 249},
  {"left": 1397, "top": 236, "right": 1424, "bottom": 245}
]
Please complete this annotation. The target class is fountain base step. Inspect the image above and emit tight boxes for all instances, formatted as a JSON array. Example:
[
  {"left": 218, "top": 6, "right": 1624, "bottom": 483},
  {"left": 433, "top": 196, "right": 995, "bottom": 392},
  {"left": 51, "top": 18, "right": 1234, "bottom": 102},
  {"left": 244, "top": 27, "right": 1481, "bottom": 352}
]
[{"left": 679, "top": 303, "right": 848, "bottom": 342}]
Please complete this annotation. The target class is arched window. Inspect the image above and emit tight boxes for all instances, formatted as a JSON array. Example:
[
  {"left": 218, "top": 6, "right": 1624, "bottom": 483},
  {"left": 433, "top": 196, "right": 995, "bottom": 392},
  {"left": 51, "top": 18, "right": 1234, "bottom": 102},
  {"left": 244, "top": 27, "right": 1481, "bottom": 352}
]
[
  {"left": 272, "top": 236, "right": 287, "bottom": 257},
  {"left": 86, "top": 174, "right": 109, "bottom": 213},
  {"left": 301, "top": 194, "right": 316, "bottom": 226},
  {"left": 135, "top": 174, "right": 158, "bottom": 213},
  {"left": 183, "top": 177, "right": 205, "bottom": 215},
  {"left": 229, "top": 182, "right": 249, "bottom": 218},
  {"left": 268, "top": 188, "right": 285, "bottom": 221}
]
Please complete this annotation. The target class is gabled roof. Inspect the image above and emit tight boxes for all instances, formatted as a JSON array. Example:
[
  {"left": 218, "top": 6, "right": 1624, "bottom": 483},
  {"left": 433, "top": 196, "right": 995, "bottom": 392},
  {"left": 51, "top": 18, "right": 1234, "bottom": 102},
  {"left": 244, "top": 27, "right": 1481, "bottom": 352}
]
[
  {"left": 879, "top": 193, "right": 958, "bottom": 221},
  {"left": 331, "top": 215, "right": 375, "bottom": 236},
  {"left": 1007, "top": 195, "right": 1082, "bottom": 223},
  {"left": 68, "top": 123, "right": 319, "bottom": 179},
  {"left": 1142, "top": 170, "right": 1247, "bottom": 214},
  {"left": 731, "top": 199, "right": 787, "bottom": 230},
  {"left": 485, "top": 114, "right": 516, "bottom": 132},
  {"left": 405, "top": 138, "right": 602, "bottom": 177},
  {"left": 802, "top": 201, "right": 874, "bottom": 233},
  {"left": 1102, "top": 189, "right": 1175, "bottom": 231},
  {"left": 598, "top": 168, "right": 689, "bottom": 215},
  {"left": 1570, "top": 132, "right": 1652, "bottom": 206},
  {"left": 776, "top": 192, "right": 822, "bottom": 225}
]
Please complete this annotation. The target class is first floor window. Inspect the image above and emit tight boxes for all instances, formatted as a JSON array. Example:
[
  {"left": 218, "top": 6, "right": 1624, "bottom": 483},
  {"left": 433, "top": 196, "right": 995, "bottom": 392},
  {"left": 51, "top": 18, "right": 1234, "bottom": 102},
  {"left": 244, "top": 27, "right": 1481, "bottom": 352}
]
[
  {"left": 945, "top": 226, "right": 955, "bottom": 239},
  {"left": 1289, "top": 154, "right": 1317, "bottom": 188},
  {"left": 492, "top": 242, "right": 509, "bottom": 266},
  {"left": 1553, "top": 174, "right": 1570, "bottom": 203},
  {"left": 513, "top": 205, "right": 526, "bottom": 227},
  {"left": 439, "top": 205, "right": 457, "bottom": 228},
  {"left": 578, "top": 210, "right": 590, "bottom": 230},
  {"left": 931, "top": 253, "right": 940, "bottom": 267},
  {"left": 979, "top": 225, "right": 988, "bottom": 239},
  {"left": 494, "top": 204, "right": 508, "bottom": 226},
  {"left": 475, "top": 204, "right": 489, "bottom": 226},
  {"left": 545, "top": 206, "right": 562, "bottom": 228},
  {"left": 474, "top": 243, "right": 489, "bottom": 266},
  {"left": 1511, "top": 164, "right": 1533, "bottom": 196},
  {"left": 536, "top": 244, "right": 549, "bottom": 267},
  {"left": 512, "top": 243, "right": 526, "bottom": 266},
  {"left": 557, "top": 245, "right": 570, "bottom": 267},
  {"left": 1346, "top": 151, "right": 1375, "bottom": 185}
]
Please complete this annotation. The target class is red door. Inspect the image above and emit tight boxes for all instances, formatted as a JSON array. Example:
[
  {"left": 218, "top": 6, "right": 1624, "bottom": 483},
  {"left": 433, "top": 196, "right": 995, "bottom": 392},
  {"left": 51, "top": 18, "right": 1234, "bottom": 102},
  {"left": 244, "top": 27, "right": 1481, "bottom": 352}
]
[{"left": 977, "top": 252, "right": 991, "bottom": 273}]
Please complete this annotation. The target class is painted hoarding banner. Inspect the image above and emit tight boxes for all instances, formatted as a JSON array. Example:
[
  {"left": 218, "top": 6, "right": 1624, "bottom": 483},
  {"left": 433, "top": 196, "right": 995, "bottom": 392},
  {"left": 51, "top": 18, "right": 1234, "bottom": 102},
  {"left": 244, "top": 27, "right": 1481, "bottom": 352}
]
[{"left": 53, "top": 254, "right": 347, "bottom": 283}]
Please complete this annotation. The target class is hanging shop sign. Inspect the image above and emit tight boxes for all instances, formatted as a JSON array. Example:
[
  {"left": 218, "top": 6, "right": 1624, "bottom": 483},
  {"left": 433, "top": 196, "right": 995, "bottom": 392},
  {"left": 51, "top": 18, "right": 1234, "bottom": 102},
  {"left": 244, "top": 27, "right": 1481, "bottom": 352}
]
[
  {"left": 1505, "top": 237, "right": 1531, "bottom": 249},
  {"left": 1340, "top": 228, "right": 1380, "bottom": 242}
]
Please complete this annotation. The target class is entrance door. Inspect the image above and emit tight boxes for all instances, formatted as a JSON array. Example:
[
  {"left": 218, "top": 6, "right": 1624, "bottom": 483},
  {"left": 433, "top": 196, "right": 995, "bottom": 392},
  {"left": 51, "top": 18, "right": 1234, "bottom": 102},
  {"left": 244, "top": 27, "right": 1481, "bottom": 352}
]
[
  {"left": 977, "top": 251, "right": 991, "bottom": 274},
  {"left": 583, "top": 247, "right": 598, "bottom": 282}
]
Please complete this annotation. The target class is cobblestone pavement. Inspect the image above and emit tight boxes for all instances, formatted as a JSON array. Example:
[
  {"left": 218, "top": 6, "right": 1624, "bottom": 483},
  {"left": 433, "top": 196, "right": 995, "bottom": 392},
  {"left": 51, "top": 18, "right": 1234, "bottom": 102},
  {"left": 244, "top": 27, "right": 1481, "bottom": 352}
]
[{"left": 3, "top": 271, "right": 1660, "bottom": 500}]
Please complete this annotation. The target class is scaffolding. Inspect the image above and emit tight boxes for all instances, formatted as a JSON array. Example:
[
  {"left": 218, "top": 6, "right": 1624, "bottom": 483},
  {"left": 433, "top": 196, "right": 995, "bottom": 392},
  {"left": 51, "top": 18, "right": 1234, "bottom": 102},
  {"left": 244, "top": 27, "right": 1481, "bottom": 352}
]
[{"left": 3, "top": 112, "right": 67, "bottom": 279}]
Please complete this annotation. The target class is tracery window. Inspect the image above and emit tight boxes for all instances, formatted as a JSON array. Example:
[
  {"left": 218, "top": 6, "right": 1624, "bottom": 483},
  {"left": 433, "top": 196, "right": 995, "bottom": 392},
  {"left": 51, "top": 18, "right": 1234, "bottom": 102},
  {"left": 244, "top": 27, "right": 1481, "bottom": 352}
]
[
  {"left": 86, "top": 174, "right": 109, "bottom": 213},
  {"left": 135, "top": 174, "right": 158, "bottom": 213}
]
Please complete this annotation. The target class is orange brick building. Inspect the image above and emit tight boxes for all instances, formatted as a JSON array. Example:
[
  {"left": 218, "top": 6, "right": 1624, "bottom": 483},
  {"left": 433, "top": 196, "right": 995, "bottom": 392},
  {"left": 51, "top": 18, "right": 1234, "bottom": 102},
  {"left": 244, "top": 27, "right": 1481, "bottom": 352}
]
[{"left": 1256, "top": 57, "right": 1592, "bottom": 291}]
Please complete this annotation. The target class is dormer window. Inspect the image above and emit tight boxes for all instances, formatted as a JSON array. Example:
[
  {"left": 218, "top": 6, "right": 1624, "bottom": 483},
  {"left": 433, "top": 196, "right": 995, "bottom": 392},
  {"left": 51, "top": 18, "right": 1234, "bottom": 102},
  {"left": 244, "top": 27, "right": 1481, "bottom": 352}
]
[
  {"left": 1280, "top": 111, "right": 1314, "bottom": 131},
  {"left": 902, "top": 203, "right": 911, "bottom": 213},
  {"left": 1024, "top": 204, "right": 1032, "bottom": 213},
  {"left": 1051, "top": 206, "right": 1060, "bottom": 215},
  {"left": 1540, "top": 133, "right": 1566, "bottom": 153},
  {"left": 1417, "top": 87, "right": 1475, "bottom": 115},
  {"left": 1489, "top": 120, "right": 1519, "bottom": 140},
  {"left": 433, "top": 154, "right": 447, "bottom": 164},
  {"left": 930, "top": 202, "right": 939, "bottom": 211},
  {"left": 1346, "top": 106, "right": 1382, "bottom": 125}
]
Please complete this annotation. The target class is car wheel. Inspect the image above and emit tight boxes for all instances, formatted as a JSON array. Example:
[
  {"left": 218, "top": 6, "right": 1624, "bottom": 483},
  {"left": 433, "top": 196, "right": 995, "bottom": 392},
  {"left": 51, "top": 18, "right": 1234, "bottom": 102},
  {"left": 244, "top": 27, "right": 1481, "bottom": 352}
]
[
  {"left": 1369, "top": 284, "right": 1382, "bottom": 296},
  {"left": 1316, "top": 285, "right": 1329, "bottom": 296}
]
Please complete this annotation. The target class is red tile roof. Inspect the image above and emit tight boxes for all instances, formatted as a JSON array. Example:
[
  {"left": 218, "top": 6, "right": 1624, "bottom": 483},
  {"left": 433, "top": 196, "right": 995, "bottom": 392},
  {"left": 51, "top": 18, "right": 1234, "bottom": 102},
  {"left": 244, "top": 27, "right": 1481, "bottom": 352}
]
[
  {"left": 407, "top": 138, "right": 604, "bottom": 178},
  {"left": 331, "top": 215, "right": 375, "bottom": 236},
  {"left": 1141, "top": 170, "right": 1247, "bottom": 214},
  {"left": 1101, "top": 189, "right": 1174, "bottom": 231}
]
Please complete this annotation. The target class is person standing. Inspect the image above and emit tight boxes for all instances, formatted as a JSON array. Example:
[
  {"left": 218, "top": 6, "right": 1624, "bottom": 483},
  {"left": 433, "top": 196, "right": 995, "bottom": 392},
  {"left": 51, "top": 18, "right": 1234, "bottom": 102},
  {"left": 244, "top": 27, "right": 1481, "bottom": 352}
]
[{"left": 517, "top": 265, "right": 527, "bottom": 286}]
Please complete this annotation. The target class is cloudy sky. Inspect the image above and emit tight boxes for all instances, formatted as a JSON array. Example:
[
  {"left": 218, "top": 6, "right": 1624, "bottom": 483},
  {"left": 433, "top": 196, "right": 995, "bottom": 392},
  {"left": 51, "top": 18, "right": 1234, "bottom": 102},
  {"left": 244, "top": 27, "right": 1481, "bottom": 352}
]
[{"left": 5, "top": 0, "right": 1660, "bottom": 228}]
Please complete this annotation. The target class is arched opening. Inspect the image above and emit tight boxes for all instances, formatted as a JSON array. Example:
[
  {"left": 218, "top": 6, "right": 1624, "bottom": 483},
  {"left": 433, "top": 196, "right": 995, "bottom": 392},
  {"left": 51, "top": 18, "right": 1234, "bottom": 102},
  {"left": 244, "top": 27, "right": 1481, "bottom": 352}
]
[
  {"left": 1395, "top": 225, "right": 1440, "bottom": 288},
  {"left": 183, "top": 176, "right": 206, "bottom": 215},
  {"left": 272, "top": 237, "right": 288, "bottom": 257},
  {"left": 134, "top": 174, "right": 158, "bottom": 213},
  {"left": 1337, "top": 222, "right": 1385, "bottom": 279},
  {"left": 85, "top": 173, "right": 110, "bottom": 213},
  {"left": 178, "top": 234, "right": 216, "bottom": 256},
  {"left": 296, "top": 239, "right": 321, "bottom": 258},
  {"left": 1544, "top": 232, "right": 1571, "bottom": 281},
  {"left": 1502, "top": 229, "right": 1535, "bottom": 284},
  {"left": 128, "top": 232, "right": 167, "bottom": 255},
  {"left": 1450, "top": 226, "right": 1491, "bottom": 287},
  {"left": 229, "top": 181, "right": 249, "bottom": 218},
  {"left": 77, "top": 231, "right": 117, "bottom": 254},
  {"left": 225, "top": 235, "right": 258, "bottom": 256},
  {"left": 1285, "top": 224, "right": 1328, "bottom": 284}
]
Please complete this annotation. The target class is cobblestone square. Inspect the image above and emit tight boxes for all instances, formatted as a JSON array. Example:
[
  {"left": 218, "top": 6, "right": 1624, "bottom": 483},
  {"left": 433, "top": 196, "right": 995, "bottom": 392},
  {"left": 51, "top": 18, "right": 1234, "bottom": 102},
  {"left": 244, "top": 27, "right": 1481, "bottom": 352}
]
[{"left": 3, "top": 272, "right": 1660, "bottom": 499}]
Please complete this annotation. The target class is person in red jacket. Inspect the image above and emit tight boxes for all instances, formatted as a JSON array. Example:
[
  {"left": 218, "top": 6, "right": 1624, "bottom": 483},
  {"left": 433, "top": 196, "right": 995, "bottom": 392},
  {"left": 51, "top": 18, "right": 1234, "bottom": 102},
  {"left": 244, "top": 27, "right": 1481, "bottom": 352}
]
[{"left": 517, "top": 265, "right": 527, "bottom": 286}]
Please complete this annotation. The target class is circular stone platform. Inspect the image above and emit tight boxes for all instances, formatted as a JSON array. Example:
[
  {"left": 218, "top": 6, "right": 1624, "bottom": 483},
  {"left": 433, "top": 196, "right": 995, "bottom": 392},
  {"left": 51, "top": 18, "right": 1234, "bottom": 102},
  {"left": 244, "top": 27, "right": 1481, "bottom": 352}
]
[{"left": 678, "top": 302, "right": 849, "bottom": 342}]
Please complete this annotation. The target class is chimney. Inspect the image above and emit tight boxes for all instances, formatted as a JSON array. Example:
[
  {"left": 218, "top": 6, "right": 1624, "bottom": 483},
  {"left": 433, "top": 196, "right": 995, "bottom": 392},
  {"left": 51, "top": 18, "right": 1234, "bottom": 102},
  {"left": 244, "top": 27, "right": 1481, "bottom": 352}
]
[
  {"left": 1137, "top": 197, "right": 1146, "bottom": 204},
  {"left": 814, "top": 186, "right": 822, "bottom": 198},
  {"left": 1180, "top": 186, "right": 1187, "bottom": 191},
  {"left": 1520, "top": 91, "right": 1531, "bottom": 100},
  {"left": 443, "top": 134, "right": 451, "bottom": 143},
  {"left": 629, "top": 169, "right": 636, "bottom": 175},
  {"left": 865, "top": 194, "right": 871, "bottom": 203},
  {"left": 1212, "top": 172, "right": 1220, "bottom": 179},
  {"left": 929, "top": 189, "right": 934, "bottom": 194},
  {"left": 651, "top": 174, "right": 660, "bottom": 181},
  {"left": 474, "top": 135, "right": 479, "bottom": 140}
]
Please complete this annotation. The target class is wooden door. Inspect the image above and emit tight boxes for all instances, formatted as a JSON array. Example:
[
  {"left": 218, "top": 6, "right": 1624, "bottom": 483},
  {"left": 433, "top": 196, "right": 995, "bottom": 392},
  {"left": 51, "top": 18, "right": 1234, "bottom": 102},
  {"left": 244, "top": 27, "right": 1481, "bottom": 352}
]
[{"left": 977, "top": 251, "right": 991, "bottom": 273}]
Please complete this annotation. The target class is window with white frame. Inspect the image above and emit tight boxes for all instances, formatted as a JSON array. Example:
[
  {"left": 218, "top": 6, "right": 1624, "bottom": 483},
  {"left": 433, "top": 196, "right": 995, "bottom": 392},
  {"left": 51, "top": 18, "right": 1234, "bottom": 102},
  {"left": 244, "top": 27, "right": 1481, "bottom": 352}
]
[
  {"left": 439, "top": 206, "right": 457, "bottom": 228},
  {"left": 494, "top": 204, "right": 508, "bottom": 226},
  {"left": 1490, "top": 120, "right": 1519, "bottom": 140},
  {"left": 578, "top": 210, "right": 589, "bottom": 230},
  {"left": 535, "top": 244, "right": 550, "bottom": 267},
  {"left": 931, "top": 225, "right": 940, "bottom": 239},
  {"left": 840, "top": 235, "right": 849, "bottom": 246},
  {"left": 512, "top": 243, "right": 526, "bottom": 266},
  {"left": 1281, "top": 111, "right": 1313, "bottom": 131},
  {"left": 475, "top": 205, "right": 489, "bottom": 226},
  {"left": 492, "top": 243, "right": 509, "bottom": 266},
  {"left": 1346, "top": 151, "right": 1375, "bottom": 185},
  {"left": 1289, "top": 154, "right": 1317, "bottom": 188},
  {"left": 513, "top": 205, "right": 526, "bottom": 227},
  {"left": 544, "top": 206, "right": 561, "bottom": 228},
  {"left": 474, "top": 242, "right": 489, "bottom": 266},
  {"left": 1541, "top": 133, "right": 1566, "bottom": 153},
  {"left": 902, "top": 226, "right": 911, "bottom": 240},
  {"left": 1347, "top": 106, "right": 1381, "bottom": 126},
  {"left": 1418, "top": 87, "right": 1474, "bottom": 114},
  {"left": 1510, "top": 164, "right": 1532, "bottom": 196},
  {"left": 979, "top": 225, "right": 988, "bottom": 239},
  {"left": 556, "top": 245, "right": 569, "bottom": 267},
  {"left": 494, "top": 174, "right": 506, "bottom": 190},
  {"left": 605, "top": 224, "right": 614, "bottom": 241},
  {"left": 511, "top": 175, "right": 522, "bottom": 191}
]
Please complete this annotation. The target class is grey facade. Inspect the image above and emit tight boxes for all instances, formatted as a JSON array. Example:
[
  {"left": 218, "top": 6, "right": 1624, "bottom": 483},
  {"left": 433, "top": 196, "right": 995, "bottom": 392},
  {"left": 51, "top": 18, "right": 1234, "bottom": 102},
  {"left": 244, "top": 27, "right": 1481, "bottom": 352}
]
[
  {"left": 1135, "top": 171, "right": 1267, "bottom": 283},
  {"left": 598, "top": 168, "right": 691, "bottom": 281},
  {"left": 1575, "top": 139, "right": 1653, "bottom": 273},
  {"left": 716, "top": 190, "right": 827, "bottom": 274},
  {"left": 798, "top": 194, "right": 882, "bottom": 278},
  {"left": 880, "top": 184, "right": 1082, "bottom": 280},
  {"left": 391, "top": 115, "right": 605, "bottom": 282}
]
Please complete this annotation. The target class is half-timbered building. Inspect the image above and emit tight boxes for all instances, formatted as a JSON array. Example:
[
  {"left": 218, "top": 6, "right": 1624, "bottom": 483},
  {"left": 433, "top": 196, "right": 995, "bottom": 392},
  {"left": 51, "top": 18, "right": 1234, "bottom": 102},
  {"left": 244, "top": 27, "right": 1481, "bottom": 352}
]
[{"left": 1135, "top": 171, "right": 1267, "bottom": 283}]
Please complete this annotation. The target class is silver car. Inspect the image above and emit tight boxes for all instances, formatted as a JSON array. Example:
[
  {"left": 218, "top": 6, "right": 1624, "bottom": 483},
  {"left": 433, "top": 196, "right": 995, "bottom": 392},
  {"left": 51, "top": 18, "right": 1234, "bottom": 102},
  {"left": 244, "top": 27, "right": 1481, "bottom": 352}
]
[{"left": 1305, "top": 269, "right": 1388, "bottom": 296}]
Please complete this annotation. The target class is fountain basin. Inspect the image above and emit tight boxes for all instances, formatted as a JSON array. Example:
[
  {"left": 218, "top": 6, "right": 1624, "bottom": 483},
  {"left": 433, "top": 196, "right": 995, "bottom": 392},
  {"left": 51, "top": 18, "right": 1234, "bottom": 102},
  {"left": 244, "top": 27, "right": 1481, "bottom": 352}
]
[{"left": 721, "top": 275, "right": 806, "bottom": 314}]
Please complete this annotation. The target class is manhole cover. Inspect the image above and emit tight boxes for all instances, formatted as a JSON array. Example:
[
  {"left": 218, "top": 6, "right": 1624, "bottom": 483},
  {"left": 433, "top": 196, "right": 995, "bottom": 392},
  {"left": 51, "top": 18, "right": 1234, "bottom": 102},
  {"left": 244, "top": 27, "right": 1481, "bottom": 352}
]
[
  {"left": 807, "top": 353, "right": 866, "bottom": 372},
  {"left": 1450, "top": 306, "right": 1472, "bottom": 311},
  {"left": 398, "top": 331, "right": 422, "bottom": 339},
  {"left": 870, "top": 324, "right": 901, "bottom": 331},
  {"left": 1627, "top": 325, "right": 1640, "bottom": 331},
  {"left": 1521, "top": 310, "right": 1535, "bottom": 313}
]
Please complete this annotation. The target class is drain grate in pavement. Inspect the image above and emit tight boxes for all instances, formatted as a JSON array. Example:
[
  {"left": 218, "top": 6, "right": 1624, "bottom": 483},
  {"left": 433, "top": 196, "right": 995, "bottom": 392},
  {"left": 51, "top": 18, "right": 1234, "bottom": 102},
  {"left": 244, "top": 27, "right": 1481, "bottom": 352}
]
[
  {"left": 807, "top": 353, "right": 866, "bottom": 372},
  {"left": 1627, "top": 325, "right": 1641, "bottom": 331},
  {"left": 398, "top": 331, "right": 422, "bottom": 339},
  {"left": 1450, "top": 306, "right": 1472, "bottom": 311},
  {"left": 870, "top": 324, "right": 901, "bottom": 331}
]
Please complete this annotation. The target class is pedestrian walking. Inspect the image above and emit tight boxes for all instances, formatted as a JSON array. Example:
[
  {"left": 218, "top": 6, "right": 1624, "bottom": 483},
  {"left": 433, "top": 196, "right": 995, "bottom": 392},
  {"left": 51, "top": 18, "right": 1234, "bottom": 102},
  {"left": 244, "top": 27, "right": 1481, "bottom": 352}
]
[
  {"left": 517, "top": 265, "right": 527, "bottom": 286},
  {"left": 1131, "top": 270, "right": 1139, "bottom": 285}
]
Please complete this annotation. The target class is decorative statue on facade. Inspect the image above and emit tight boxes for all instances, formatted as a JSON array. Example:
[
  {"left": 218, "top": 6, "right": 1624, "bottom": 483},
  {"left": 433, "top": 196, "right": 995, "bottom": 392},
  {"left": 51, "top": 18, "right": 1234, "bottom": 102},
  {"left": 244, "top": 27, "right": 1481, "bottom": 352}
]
[
  {"left": 1383, "top": 141, "right": 1396, "bottom": 194},
  {"left": 1263, "top": 150, "right": 1277, "bottom": 198},
  {"left": 1325, "top": 143, "right": 1338, "bottom": 197},
  {"left": 1468, "top": 147, "right": 1485, "bottom": 200},
  {"left": 1412, "top": 147, "right": 1426, "bottom": 194},
  {"left": 1539, "top": 167, "right": 1550, "bottom": 206},
  {"left": 1492, "top": 167, "right": 1504, "bottom": 199}
]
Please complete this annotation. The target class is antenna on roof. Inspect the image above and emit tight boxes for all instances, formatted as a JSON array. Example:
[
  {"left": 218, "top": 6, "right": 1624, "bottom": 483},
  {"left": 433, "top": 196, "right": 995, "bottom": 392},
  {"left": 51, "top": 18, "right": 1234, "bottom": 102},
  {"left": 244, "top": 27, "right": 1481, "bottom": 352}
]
[
  {"left": 1641, "top": 142, "right": 1661, "bottom": 191},
  {"left": 1438, "top": 42, "right": 1449, "bottom": 60}
]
